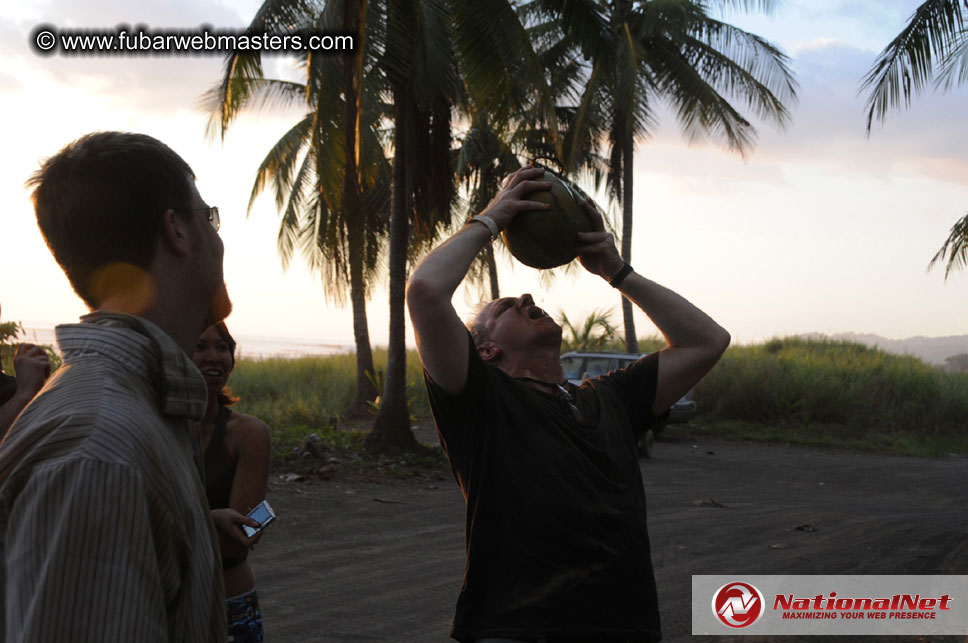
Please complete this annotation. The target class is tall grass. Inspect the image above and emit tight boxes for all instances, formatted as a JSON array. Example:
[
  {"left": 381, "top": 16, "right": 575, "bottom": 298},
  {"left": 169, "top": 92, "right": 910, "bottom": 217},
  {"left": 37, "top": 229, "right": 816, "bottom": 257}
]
[
  {"left": 227, "top": 336, "right": 968, "bottom": 458},
  {"left": 229, "top": 348, "right": 431, "bottom": 433},
  {"left": 230, "top": 336, "right": 666, "bottom": 432},
  {"left": 695, "top": 337, "right": 968, "bottom": 436}
]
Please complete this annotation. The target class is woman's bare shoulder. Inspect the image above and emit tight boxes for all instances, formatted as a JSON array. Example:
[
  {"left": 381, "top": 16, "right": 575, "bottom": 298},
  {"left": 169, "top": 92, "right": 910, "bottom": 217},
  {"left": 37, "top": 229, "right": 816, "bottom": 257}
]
[{"left": 225, "top": 410, "right": 272, "bottom": 446}]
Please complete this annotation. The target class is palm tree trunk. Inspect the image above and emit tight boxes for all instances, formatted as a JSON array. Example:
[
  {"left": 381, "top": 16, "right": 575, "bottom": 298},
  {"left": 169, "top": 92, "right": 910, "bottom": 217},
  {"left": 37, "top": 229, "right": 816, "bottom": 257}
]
[
  {"left": 621, "top": 134, "right": 638, "bottom": 353},
  {"left": 343, "top": 0, "right": 378, "bottom": 417},
  {"left": 366, "top": 86, "right": 418, "bottom": 454},
  {"left": 348, "top": 250, "right": 377, "bottom": 414},
  {"left": 485, "top": 243, "right": 500, "bottom": 300},
  {"left": 482, "top": 166, "right": 500, "bottom": 300}
]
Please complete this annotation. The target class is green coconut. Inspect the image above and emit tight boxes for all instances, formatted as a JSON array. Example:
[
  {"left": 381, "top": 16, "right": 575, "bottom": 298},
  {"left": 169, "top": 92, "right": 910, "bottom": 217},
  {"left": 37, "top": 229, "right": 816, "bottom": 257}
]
[{"left": 502, "top": 170, "right": 594, "bottom": 269}]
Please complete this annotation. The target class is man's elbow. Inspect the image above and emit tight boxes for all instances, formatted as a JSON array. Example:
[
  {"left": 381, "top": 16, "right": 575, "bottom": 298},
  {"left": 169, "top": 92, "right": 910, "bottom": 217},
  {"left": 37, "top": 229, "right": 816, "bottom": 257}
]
[
  {"left": 702, "top": 325, "right": 731, "bottom": 365},
  {"left": 406, "top": 274, "right": 451, "bottom": 313},
  {"left": 406, "top": 275, "right": 433, "bottom": 309}
]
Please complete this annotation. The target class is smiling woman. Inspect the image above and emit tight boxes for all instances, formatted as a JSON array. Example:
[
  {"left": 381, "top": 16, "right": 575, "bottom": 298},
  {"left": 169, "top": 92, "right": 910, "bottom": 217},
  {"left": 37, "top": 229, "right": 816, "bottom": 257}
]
[{"left": 193, "top": 322, "right": 272, "bottom": 643}]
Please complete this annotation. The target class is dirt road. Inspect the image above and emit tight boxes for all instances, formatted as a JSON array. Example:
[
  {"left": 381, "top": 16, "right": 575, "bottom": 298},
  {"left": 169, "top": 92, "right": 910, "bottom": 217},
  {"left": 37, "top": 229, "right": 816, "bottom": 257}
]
[{"left": 252, "top": 436, "right": 968, "bottom": 642}]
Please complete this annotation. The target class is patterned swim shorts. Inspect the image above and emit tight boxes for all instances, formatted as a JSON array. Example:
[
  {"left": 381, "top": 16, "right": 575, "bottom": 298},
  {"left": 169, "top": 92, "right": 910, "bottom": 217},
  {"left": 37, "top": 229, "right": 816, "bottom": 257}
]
[{"left": 227, "top": 589, "right": 263, "bottom": 642}]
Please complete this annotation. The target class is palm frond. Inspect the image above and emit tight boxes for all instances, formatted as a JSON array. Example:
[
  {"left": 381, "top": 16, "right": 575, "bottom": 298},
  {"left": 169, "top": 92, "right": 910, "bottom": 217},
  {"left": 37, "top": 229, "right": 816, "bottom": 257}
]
[
  {"left": 276, "top": 150, "right": 317, "bottom": 270},
  {"left": 861, "top": 0, "right": 966, "bottom": 132},
  {"left": 667, "top": 35, "right": 792, "bottom": 144},
  {"left": 527, "top": 0, "right": 609, "bottom": 55},
  {"left": 937, "top": 29, "right": 968, "bottom": 89},
  {"left": 203, "top": 0, "right": 320, "bottom": 140},
  {"left": 451, "top": 0, "right": 561, "bottom": 151},
  {"left": 702, "top": 0, "right": 782, "bottom": 16},
  {"left": 561, "top": 59, "right": 607, "bottom": 173},
  {"left": 648, "top": 36, "right": 757, "bottom": 156},
  {"left": 689, "top": 17, "right": 798, "bottom": 120},
  {"left": 200, "top": 78, "right": 308, "bottom": 135},
  {"left": 408, "top": 0, "right": 459, "bottom": 109},
  {"left": 559, "top": 308, "right": 618, "bottom": 352},
  {"left": 247, "top": 114, "right": 315, "bottom": 215},
  {"left": 204, "top": 51, "right": 266, "bottom": 141},
  {"left": 614, "top": 17, "right": 664, "bottom": 147},
  {"left": 928, "top": 212, "right": 968, "bottom": 280}
]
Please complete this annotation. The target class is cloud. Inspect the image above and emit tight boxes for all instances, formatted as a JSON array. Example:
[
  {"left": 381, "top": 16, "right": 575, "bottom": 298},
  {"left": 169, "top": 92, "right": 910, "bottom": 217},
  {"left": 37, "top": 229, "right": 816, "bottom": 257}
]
[
  {"left": 824, "top": 0, "right": 913, "bottom": 32},
  {"left": 2, "top": 0, "right": 294, "bottom": 115},
  {"left": 36, "top": 0, "right": 244, "bottom": 31},
  {"left": 720, "top": 1, "right": 925, "bottom": 60},
  {"left": 786, "top": 39, "right": 968, "bottom": 181},
  {"left": 635, "top": 36, "right": 968, "bottom": 191}
]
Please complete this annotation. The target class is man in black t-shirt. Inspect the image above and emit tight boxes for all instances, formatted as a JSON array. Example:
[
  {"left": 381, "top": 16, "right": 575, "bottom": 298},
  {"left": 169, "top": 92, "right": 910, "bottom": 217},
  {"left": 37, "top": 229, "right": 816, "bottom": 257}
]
[{"left": 407, "top": 166, "right": 731, "bottom": 642}]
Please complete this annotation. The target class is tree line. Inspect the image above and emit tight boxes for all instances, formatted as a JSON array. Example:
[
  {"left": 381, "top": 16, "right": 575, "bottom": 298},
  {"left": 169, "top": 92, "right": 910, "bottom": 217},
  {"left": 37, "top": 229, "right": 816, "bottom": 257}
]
[{"left": 203, "top": 0, "right": 965, "bottom": 454}]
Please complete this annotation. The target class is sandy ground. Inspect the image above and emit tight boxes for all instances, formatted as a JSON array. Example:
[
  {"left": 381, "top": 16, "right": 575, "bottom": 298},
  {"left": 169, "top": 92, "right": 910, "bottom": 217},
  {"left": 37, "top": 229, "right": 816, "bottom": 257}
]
[{"left": 251, "top": 429, "right": 968, "bottom": 642}]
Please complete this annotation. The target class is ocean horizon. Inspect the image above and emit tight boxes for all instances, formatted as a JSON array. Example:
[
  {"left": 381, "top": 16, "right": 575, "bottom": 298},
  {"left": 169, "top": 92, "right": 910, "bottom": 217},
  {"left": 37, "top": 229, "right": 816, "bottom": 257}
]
[
  {"left": 17, "top": 326, "right": 352, "bottom": 360},
  {"left": 12, "top": 326, "right": 966, "bottom": 366}
]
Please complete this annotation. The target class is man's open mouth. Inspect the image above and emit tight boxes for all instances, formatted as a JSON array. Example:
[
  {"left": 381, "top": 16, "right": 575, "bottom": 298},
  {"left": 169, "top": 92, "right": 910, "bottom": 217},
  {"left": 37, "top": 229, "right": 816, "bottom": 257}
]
[{"left": 527, "top": 306, "right": 549, "bottom": 320}]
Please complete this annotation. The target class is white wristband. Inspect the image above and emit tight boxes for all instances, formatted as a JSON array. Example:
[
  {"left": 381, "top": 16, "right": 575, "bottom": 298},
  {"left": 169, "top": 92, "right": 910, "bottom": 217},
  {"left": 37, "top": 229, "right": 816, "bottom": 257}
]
[{"left": 470, "top": 214, "right": 500, "bottom": 241}]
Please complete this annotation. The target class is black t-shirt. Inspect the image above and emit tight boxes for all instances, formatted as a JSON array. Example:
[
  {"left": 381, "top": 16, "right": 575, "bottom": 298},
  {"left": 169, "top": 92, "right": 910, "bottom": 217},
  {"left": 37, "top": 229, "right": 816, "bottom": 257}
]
[
  {"left": 0, "top": 372, "right": 17, "bottom": 407},
  {"left": 425, "top": 334, "right": 665, "bottom": 642}
]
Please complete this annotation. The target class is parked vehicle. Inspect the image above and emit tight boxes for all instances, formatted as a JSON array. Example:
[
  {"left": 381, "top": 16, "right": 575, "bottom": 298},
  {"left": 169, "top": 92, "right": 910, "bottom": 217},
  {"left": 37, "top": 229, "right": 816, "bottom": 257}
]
[{"left": 559, "top": 351, "right": 697, "bottom": 457}]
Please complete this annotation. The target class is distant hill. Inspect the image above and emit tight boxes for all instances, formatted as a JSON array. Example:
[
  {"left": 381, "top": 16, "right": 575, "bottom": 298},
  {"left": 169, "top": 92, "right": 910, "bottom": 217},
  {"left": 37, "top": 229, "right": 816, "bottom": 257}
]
[{"left": 799, "top": 332, "right": 968, "bottom": 366}]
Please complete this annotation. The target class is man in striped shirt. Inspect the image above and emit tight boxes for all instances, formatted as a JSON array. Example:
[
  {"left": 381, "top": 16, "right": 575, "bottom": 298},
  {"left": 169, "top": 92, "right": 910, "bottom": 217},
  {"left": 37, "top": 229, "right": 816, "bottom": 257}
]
[{"left": 0, "top": 132, "right": 230, "bottom": 641}]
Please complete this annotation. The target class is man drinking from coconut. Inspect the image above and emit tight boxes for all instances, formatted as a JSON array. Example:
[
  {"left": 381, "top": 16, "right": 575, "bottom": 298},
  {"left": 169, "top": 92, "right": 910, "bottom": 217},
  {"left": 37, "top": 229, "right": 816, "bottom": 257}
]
[{"left": 407, "top": 165, "right": 730, "bottom": 642}]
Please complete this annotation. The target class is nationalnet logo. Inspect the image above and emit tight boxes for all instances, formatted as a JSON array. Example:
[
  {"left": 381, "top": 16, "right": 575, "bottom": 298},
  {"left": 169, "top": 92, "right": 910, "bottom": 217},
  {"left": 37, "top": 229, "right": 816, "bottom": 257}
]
[
  {"left": 772, "top": 592, "right": 952, "bottom": 620},
  {"left": 694, "top": 575, "right": 968, "bottom": 636},
  {"left": 712, "top": 582, "right": 765, "bottom": 628}
]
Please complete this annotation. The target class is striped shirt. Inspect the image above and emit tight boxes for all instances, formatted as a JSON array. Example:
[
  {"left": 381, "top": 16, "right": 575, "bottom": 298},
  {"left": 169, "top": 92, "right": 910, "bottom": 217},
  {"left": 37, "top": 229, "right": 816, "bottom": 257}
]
[{"left": 0, "top": 313, "right": 226, "bottom": 642}]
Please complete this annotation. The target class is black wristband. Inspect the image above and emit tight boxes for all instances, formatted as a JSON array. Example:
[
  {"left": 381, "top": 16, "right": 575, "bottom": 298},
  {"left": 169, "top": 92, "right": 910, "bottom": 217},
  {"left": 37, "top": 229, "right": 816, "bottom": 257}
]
[{"left": 609, "top": 262, "right": 633, "bottom": 288}]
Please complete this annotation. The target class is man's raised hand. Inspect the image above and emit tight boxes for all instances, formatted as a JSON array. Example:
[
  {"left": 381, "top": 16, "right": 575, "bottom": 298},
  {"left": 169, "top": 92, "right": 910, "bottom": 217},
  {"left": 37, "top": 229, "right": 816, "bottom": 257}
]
[
  {"left": 13, "top": 344, "right": 50, "bottom": 399},
  {"left": 576, "top": 198, "right": 625, "bottom": 281},
  {"left": 478, "top": 166, "right": 551, "bottom": 231}
]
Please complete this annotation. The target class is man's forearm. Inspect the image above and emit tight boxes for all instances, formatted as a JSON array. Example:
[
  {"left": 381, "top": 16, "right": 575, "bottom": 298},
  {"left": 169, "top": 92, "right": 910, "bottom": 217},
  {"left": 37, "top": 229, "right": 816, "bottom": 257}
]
[
  {"left": 615, "top": 269, "right": 730, "bottom": 351},
  {"left": 408, "top": 166, "right": 550, "bottom": 303},
  {"left": 406, "top": 221, "right": 494, "bottom": 394},
  {"left": 408, "top": 222, "right": 492, "bottom": 300}
]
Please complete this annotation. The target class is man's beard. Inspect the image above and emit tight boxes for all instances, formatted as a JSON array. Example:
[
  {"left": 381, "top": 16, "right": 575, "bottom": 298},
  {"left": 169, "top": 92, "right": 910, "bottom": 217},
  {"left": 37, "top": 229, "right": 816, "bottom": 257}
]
[{"left": 203, "top": 281, "right": 233, "bottom": 328}]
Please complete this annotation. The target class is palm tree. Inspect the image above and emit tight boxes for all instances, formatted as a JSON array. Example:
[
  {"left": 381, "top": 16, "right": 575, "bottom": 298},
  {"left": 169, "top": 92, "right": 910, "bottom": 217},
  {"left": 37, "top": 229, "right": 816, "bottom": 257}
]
[
  {"left": 457, "top": 98, "right": 625, "bottom": 299},
  {"left": 454, "top": 112, "right": 523, "bottom": 300},
  {"left": 366, "top": 0, "right": 558, "bottom": 453},
  {"left": 530, "top": 0, "right": 797, "bottom": 352},
  {"left": 361, "top": 0, "right": 459, "bottom": 454},
  {"left": 559, "top": 308, "right": 619, "bottom": 352},
  {"left": 206, "top": 0, "right": 555, "bottom": 453},
  {"left": 861, "top": 0, "right": 968, "bottom": 279},
  {"left": 204, "top": 0, "right": 390, "bottom": 416}
]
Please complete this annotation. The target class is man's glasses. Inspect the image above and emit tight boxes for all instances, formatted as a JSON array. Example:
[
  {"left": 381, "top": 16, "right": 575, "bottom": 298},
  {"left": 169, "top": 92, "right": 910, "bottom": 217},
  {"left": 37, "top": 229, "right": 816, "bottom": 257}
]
[{"left": 185, "top": 206, "right": 220, "bottom": 232}]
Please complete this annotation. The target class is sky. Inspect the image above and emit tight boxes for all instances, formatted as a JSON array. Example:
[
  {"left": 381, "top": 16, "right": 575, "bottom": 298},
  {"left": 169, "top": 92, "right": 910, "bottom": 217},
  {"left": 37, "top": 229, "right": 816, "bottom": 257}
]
[{"left": 0, "top": 0, "right": 965, "bottom": 354}]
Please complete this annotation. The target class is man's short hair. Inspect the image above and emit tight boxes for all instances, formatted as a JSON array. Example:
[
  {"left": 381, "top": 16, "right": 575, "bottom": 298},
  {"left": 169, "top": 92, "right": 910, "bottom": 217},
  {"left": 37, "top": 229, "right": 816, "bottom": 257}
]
[
  {"left": 467, "top": 301, "right": 492, "bottom": 346},
  {"left": 27, "top": 131, "right": 196, "bottom": 308}
]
